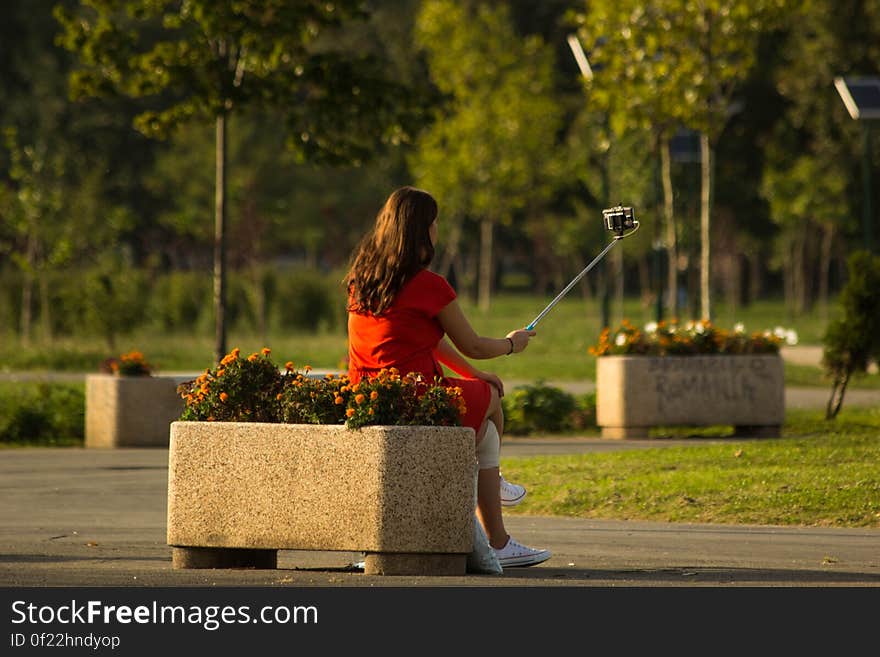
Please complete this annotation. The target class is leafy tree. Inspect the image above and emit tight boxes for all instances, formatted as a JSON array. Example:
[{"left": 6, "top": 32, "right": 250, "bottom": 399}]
[
  {"left": 575, "top": 0, "right": 791, "bottom": 321},
  {"left": 822, "top": 250, "right": 880, "bottom": 419},
  {"left": 764, "top": 0, "right": 880, "bottom": 315},
  {"left": 56, "top": 0, "right": 430, "bottom": 363},
  {"left": 411, "top": 0, "right": 564, "bottom": 310},
  {"left": 572, "top": 0, "right": 693, "bottom": 318}
]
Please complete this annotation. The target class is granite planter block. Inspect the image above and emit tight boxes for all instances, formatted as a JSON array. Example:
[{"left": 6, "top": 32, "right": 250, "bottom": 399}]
[
  {"left": 167, "top": 421, "right": 475, "bottom": 576},
  {"left": 85, "top": 374, "right": 187, "bottom": 448},
  {"left": 597, "top": 354, "right": 784, "bottom": 439}
]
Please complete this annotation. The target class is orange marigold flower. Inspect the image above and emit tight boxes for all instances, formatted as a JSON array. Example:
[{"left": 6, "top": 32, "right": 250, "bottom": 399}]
[
  {"left": 346, "top": 408, "right": 355, "bottom": 417},
  {"left": 248, "top": 353, "right": 259, "bottom": 362},
  {"left": 355, "top": 394, "right": 366, "bottom": 404},
  {"left": 334, "top": 396, "right": 344, "bottom": 405},
  {"left": 276, "top": 393, "right": 283, "bottom": 400},
  {"left": 304, "top": 365, "right": 312, "bottom": 372},
  {"left": 285, "top": 361, "right": 295, "bottom": 371},
  {"left": 370, "top": 390, "right": 379, "bottom": 400},
  {"left": 368, "top": 408, "right": 374, "bottom": 415},
  {"left": 261, "top": 347, "right": 271, "bottom": 356},
  {"left": 219, "top": 392, "right": 229, "bottom": 402}
]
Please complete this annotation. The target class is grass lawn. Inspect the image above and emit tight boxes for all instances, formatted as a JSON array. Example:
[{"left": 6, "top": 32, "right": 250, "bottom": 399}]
[
  {"left": 1, "top": 295, "right": 878, "bottom": 389},
  {"left": 502, "top": 407, "right": 880, "bottom": 528}
]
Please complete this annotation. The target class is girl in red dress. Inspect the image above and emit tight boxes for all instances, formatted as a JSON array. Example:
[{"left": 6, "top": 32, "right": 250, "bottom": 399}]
[{"left": 346, "top": 186, "right": 550, "bottom": 568}]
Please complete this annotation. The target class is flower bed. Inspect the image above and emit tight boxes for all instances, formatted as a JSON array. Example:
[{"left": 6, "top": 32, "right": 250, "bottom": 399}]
[{"left": 592, "top": 321, "right": 794, "bottom": 439}]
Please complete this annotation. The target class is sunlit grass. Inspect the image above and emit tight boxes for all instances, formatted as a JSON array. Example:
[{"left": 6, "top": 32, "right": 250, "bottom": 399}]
[{"left": 502, "top": 407, "right": 880, "bottom": 528}]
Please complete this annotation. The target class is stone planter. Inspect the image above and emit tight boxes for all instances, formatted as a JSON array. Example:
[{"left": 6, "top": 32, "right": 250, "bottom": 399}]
[
  {"left": 167, "top": 421, "right": 475, "bottom": 576},
  {"left": 85, "top": 374, "right": 187, "bottom": 448},
  {"left": 596, "top": 354, "right": 784, "bottom": 439}
]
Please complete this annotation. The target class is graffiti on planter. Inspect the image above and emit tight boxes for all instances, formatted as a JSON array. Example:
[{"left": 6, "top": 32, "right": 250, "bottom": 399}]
[{"left": 650, "top": 357, "right": 781, "bottom": 417}]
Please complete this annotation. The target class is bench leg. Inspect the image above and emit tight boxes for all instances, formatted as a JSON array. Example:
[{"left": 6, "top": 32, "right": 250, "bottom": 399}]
[
  {"left": 172, "top": 547, "right": 277, "bottom": 570},
  {"left": 601, "top": 426, "right": 651, "bottom": 439},
  {"left": 734, "top": 425, "right": 781, "bottom": 438},
  {"left": 363, "top": 553, "right": 466, "bottom": 576}
]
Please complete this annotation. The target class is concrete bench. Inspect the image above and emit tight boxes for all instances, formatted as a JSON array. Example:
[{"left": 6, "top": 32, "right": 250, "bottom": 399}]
[
  {"left": 166, "top": 421, "right": 475, "bottom": 576},
  {"left": 85, "top": 374, "right": 188, "bottom": 448},
  {"left": 597, "top": 355, "right": 785, "bottom": 439}
]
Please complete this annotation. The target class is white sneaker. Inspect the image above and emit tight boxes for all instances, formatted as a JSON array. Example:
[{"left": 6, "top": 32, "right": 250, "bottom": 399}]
[
  {"left": 500, "top": 474, "right": 526, "bottom": 507},
  {"left": 493, "top": 536, "right": 551, "bottom": 568}
]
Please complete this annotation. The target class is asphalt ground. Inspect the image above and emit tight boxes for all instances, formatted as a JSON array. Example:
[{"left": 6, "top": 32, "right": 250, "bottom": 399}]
[{"left": 1, "top": 442, "right": 878, "bottom": 589}]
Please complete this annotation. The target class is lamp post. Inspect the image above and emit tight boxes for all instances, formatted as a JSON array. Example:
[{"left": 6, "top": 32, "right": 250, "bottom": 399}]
[{"left": 834, "top": 76, "right": 880, "bottom": 253}]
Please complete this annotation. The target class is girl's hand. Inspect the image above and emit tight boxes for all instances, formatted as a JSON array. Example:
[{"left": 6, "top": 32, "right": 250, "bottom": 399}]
[
  {"left": 475, "top": 370, "right": 504, "bottom": 397},
  {"left": 506, "top": 328, "right": 536, "bottom": 354}
]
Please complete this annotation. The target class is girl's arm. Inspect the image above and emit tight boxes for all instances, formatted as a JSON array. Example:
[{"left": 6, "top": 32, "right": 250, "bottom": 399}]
[
  {"left": 434, "top": 338, "right": 504, "bottom": 396},
  {"left": 436, "top": 299, "right": 534, "bottom": 359}
]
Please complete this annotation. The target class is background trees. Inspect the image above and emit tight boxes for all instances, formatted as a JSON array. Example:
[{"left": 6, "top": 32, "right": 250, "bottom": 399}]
[
  {"left": 0, "top": 0, "right": 878, "bottom": 348},
  {"left": 54, "top": 0, "right": 432, "bottom": 362}
]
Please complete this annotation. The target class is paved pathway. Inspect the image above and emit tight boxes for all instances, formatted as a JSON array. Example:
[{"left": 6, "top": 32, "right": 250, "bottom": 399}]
[{"left": 1, "top": 447, "right": 877, "bottom": 588}]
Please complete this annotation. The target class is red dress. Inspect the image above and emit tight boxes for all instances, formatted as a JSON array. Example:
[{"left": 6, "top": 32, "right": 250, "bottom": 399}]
[{"left": 348, "top": 269, "right": 490, "bottom": 434}]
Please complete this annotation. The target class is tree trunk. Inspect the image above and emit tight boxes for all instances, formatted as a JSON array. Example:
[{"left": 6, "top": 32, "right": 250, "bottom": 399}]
[
  {"left": 19, "top": 232, "right": 37, "bottom": 346},
  {"left": 826, "top": 371, "right": 850, "bottom": 420},
  {"left": 478, "top": 218, "right": 493, "bottom": 312},
  {"left": 214, "top": 113, "right": 228, "bottom": 365},
  {"left": 699, "top": 132, "right": 713, "bottom": 321},
  {"left": 818, "top": 223, "right": 833, "bottom": 322},
  {"left": 661, "top": 137, "right": 677, "bottom": 319},
  {"left": 39, "top": 273, "right": 52, "bottom": 342},
  {"left": 437, "top": 220, "right": 462, "bottom": 281},
  {"left": 793, "top": 231, "right": 806, "bottom": 316}
]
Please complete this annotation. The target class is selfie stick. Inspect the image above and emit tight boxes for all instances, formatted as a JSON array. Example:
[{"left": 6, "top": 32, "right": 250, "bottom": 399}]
[{"left": 525, "top": 207, "right": 639, "bottom": 331}]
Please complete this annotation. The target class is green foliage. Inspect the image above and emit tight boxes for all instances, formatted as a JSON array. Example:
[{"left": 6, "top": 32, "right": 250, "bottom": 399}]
[
  {"left": 148, "top": 270, "right": 212, "bottom": 333},
  {"left": 273, "top": 269, "right": 343, "bottom": 333},
  {"left": 345, "top": 370, "right": 465, "bottom": 430},
  {"left": 278, "top": 370, "right": 349, "bottom": 425},
  {"left": 0, "top": 383, "right": 84, "bottom": 446},
  {"left": 102, "top": 350, "right": 153, "bottom": 377},
  {"left": 177, "top": 350, "right": 465, "bottom": 428},
  {"left": 54, "top": 0, "right": 430, "bottom": 162},
  {"left": 503, "top": 381, "right": 578, "bottom": 435},
  {"left": 76, "top": 256, "right": 148, "bottom": 350},
  {"left": 590, "top": 319, "right": 792, "bottom": 356},
  {"left": 822, "top": 251, "right": 880, "bottom": 418},
  {"left": 178, "top": 348, "right": 282, "bottom": 422}
]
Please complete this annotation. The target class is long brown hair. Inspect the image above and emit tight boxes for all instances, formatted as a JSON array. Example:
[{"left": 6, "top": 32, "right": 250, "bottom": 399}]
[{"left": 346, "top": 186, "right": 437, "bottom": 315}]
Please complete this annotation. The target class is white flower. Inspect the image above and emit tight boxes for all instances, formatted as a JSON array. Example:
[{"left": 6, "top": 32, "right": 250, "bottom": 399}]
[
  {"left": 695, "top": 321, "right": 706, "bottom": 334},
  {"left": 644, "top": 321, "right": 658, "bottom": 333},
  {"left": 785, "top": 329, "right": 798, "bottom": 345},
  {"left": 615, "top": 333, "right": 627, "bottom": 347},
  {"left": 773, "top": 326, "right": 786, "bottom": 339},
  {"left": 733, "top": 322, "right": 745, "bottom": 334}
]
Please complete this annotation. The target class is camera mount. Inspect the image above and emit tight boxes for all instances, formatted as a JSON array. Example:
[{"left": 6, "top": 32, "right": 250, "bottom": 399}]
[{"left": 525, "top": 205, "right": 639, "bottom": 330}]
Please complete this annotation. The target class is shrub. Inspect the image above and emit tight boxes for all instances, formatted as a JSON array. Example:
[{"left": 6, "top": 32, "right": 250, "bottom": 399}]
[
  {"left": 178, "top": 348, "right": 282, "bottom": 422},
  {"left": 0, "top": 383, "right": 85, "bottom": 446},
  {"left": 100, "top": 350, "right": 153, "bottom": 376},
  {"left": 75, "top": 258, "right": 148, "bottom": 350},
  {"left": 503, "top": 381, "right": 577, "bottom": 436},
  {"left": 822, "top": 250, "right": 880, "bottom": 419},
  {"left": 273, "top": 269, "right": 341, "bottom": 333},
  {"left": 344, "top": 369, "right": 466, "bottom": 430},
  {"left": 149, "top": 270, "right": 211, "bottom": 332},
  {"left": 278, "top": 366, "right": 349, "bottom": 425},
  {"left": 589, "top": 319, "right": 796, "bottom": 357},
  {"left": 177, "top": 350, "right": 465, "bottom": 429}
]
